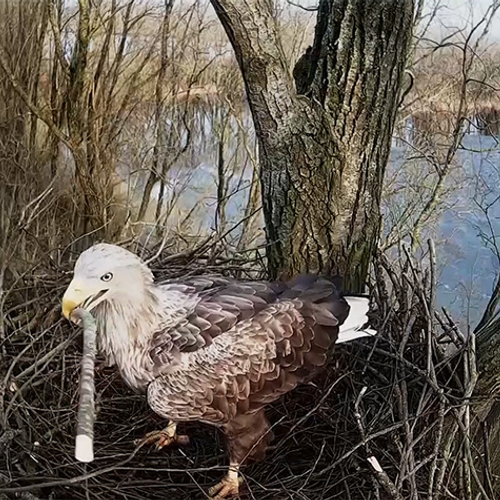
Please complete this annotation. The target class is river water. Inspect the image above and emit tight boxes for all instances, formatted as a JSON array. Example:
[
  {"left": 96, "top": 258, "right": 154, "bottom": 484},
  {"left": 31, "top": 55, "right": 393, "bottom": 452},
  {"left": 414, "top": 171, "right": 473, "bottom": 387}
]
[{"left": 128, "top": 113, "right": 499, "bottom": 330}]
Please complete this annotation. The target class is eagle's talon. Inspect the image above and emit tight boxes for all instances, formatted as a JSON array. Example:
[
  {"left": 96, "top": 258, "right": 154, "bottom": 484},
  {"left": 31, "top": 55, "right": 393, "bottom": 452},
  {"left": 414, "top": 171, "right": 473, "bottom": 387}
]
[
  {"left": 208, "top": 476, "right": 242, "bottom": 499},
  {"left": 135, "top": 428, "right": 189, "bottom": 449}
]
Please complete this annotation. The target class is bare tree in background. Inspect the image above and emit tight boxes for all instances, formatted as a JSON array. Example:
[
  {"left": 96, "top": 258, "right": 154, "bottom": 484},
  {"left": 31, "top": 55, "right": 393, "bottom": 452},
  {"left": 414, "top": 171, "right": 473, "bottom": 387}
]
[
  {"left": 383, "top": 2, "right": 500, "bottom": 253},
  {"left": 210, "top": 0, "right": 415, "bottom": 291}
]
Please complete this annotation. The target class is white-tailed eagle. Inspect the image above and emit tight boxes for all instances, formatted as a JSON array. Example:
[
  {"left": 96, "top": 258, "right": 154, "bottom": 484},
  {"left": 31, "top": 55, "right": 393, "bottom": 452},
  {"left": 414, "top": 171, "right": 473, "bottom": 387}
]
[{"left": 62, "top": 243, "right": 375, "bottom": 499}]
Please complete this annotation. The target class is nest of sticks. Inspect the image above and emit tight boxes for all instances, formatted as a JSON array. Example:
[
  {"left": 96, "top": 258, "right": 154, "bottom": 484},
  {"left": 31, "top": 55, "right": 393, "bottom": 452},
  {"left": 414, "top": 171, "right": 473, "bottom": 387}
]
[{"left": 0, "top": 245, "right": 481, "bottom": 500}]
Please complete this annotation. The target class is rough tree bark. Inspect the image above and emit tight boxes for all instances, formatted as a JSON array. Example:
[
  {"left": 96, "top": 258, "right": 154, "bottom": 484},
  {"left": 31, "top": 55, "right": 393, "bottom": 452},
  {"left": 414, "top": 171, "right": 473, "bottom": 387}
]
[{"left": 210, "top": 0, "right": 414, "bottom": 291}]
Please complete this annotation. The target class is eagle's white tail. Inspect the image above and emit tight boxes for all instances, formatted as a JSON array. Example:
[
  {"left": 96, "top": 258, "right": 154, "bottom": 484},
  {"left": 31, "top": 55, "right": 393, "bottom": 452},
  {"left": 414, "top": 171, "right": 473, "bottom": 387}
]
[{"left": 337, "top": 296, "right": 376, "bottom": 343}]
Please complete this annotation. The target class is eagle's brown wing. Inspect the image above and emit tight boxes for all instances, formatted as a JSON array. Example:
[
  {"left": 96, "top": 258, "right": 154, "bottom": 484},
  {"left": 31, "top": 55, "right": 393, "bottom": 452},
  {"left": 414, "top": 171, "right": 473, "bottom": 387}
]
[
  {"left": 147, "top": 275, "right": 349, "bottom": 426},
  {"left": 157, "top": 275, "right": 240, "bottom": 296},
  {"left": 151, "top": 279, "right": 278, "bottom": 360}
]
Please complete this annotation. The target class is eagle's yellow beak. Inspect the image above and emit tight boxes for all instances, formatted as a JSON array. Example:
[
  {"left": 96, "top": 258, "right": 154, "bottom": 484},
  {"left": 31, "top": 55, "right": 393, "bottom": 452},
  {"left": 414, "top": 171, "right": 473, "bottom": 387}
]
[{"left": 62, "top": 280, "right": 89, "bottom": 320}]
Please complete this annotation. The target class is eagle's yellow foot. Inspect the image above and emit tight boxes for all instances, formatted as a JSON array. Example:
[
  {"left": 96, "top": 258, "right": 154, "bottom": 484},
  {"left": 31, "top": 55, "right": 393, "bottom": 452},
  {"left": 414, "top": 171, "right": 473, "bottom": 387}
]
[
  {"left": 135, "top": 421, "right": 189, "bottom": 450},
  {"left": 208, "top": 466, "right": 242, "bottom": 499}
]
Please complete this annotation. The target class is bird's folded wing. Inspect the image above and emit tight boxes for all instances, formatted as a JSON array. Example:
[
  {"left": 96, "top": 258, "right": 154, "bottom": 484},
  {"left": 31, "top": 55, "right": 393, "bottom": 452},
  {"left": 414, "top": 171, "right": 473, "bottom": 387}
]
[
  {"left": 149, "top": 280, "right": 280, "bottom": 366},
  {"left": 147, "top": 299, "right": 330, "bottom": 424},
  {"left": 147, "top": 278, "right": 345, "bottom": 425}
]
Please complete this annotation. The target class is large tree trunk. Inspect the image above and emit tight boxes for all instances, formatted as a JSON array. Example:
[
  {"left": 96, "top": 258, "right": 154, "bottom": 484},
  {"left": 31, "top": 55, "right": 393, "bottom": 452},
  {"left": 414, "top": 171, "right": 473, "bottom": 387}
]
[{"left": 210, "top": 0, "right": 414, "bottom": 291}]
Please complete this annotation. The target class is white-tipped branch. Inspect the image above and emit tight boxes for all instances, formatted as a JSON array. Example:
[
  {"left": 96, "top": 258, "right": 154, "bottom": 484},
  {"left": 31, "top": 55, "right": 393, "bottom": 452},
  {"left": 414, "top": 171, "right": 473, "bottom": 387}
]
[{"left": 72, "top": 308, "right": 97, "bottom": 463}]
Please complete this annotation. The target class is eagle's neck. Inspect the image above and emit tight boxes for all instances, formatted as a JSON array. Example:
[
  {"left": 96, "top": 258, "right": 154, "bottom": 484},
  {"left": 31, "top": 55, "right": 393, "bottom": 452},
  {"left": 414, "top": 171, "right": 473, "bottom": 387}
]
[{"left": 94, "top": 286, "right": 194, "bottom": 391}]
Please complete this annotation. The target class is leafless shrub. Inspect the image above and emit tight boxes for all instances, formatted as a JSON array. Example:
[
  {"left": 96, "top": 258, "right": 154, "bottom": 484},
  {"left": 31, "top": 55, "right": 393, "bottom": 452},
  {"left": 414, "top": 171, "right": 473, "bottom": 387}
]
[{"left": 384, "top": 1, "right": 500, "bottom": 252}]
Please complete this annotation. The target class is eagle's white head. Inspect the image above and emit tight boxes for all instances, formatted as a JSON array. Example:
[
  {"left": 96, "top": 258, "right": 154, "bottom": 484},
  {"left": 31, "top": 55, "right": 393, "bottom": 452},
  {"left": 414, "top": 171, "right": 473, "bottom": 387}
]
[
  {"left": 62, "top": 243, "right": 166, "bottom": 388},
  {"left": 62, "top": 243, "right": 154, "bottom": 321}
]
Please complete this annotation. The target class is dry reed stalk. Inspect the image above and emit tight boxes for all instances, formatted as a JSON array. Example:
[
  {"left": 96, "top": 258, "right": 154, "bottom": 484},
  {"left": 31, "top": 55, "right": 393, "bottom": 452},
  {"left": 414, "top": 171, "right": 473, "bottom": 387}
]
[{"left": 71, "top": 308, "right": 97, "bottom": 463}]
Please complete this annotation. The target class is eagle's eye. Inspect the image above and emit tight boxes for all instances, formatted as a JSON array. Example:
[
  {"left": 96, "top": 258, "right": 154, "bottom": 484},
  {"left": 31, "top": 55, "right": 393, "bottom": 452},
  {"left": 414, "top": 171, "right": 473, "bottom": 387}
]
[{"left": 100, "top": 272, "right": 113, "bottom": 282}]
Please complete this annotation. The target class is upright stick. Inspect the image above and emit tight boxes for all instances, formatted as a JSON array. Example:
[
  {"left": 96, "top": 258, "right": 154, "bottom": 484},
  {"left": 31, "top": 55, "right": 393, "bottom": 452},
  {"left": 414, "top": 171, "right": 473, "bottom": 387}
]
[{"left": 72, "top": 308, "right": 97, "bottom": 463}]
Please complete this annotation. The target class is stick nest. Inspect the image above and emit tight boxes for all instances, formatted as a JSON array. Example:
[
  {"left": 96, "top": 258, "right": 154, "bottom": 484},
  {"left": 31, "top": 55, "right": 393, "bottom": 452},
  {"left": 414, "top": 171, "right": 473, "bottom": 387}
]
[{"left": 0, "top": 247, "right": 482, "bottom": 500}]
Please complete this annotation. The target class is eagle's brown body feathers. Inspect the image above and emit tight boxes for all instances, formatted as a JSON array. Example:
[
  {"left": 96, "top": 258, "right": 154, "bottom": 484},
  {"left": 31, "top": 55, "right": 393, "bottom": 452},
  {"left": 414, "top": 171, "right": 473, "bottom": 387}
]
[{"left": 143, "top": 274, "right": 350, "bottom": 487}]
